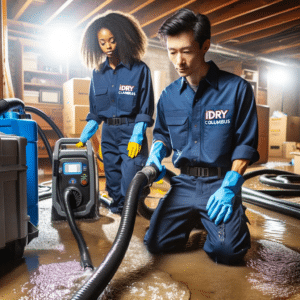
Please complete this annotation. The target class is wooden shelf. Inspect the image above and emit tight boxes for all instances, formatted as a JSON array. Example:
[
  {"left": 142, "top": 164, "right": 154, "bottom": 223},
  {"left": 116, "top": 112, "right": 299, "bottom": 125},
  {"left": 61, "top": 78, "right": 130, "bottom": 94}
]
[
  {"left": 24, "top": 70, "right": 67, "bottom": 77},
  {"left": 8, "top": 37, "right": 67, "bottom": 159},
  {"left": 24, "top": 82, "right": 62, "bottom": 89}
]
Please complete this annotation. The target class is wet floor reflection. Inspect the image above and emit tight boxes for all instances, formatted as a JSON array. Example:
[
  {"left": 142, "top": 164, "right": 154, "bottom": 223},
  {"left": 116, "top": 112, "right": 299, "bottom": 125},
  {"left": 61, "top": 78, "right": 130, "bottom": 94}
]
[
  {"left": 262, "top": 219, "right": 286, "bottom": 243},
  {"left": 19, "top": 260, "right": 93, "bottom": 300},
  {"left": 1, "top": 161, "right": 300, "bottom": 299},
  {"left": 247, "top": 240, "right": 300, "bottom": 299}
]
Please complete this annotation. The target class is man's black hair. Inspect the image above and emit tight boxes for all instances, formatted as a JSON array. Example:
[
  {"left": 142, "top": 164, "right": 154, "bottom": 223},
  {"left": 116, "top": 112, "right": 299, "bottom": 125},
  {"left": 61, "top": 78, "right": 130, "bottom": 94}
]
[{"left": 158, "top": 8, "right": 211, "bottom": 48}]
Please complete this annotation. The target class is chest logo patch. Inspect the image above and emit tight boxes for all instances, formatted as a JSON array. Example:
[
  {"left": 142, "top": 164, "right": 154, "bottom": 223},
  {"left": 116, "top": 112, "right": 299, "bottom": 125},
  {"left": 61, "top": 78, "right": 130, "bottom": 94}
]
[
  {"left": 205, "top": 109, "right": 230, "bottom": 125},
  {"left": 118, "top": 84, "right": 136, "bottom": 96}
]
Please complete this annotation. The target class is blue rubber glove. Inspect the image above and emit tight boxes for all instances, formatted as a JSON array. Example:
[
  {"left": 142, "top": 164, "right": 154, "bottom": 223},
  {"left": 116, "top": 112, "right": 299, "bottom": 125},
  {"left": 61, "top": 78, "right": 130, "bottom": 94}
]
[
  {"left": 129, "top": 122, "right": 147, "bottom": 145},
  {"left": 206, "top": 171, "right": 244, "bottom": 225},
  {"left": 146, "top": 141, "right": 167, "bottom": 182},
  {"left": 79, "top": 120, "right": 99, "bottom": 144}
]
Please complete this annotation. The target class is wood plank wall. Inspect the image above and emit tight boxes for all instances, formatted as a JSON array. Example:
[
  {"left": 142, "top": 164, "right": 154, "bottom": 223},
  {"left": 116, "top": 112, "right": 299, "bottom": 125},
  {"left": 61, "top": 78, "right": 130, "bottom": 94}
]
[{"left": 1, "top": 0, "right": 14, "bottom": 99}]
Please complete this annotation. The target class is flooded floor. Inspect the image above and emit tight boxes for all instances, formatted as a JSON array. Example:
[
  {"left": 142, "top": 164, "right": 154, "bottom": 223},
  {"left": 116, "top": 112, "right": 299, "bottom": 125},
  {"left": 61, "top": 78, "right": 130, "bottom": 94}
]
[{"left": 0, "top": 158, "right": 300, "bottom": 300}]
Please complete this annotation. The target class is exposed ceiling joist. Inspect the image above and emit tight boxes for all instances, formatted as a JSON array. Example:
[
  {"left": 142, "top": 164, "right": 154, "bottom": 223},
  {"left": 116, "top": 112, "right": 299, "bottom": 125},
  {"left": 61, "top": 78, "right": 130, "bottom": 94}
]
[
  {"left": 12, "top": 0, "right": 34, "bottom": 20},
  {"left": 76, "top": 0, "right": 113, "bottom": 27},
  {"left": 6, "top": 0, "right": 300, "bottom": 65},
  {"left": 210, "top": 0, "right": 283, "bottom": 26},
  {"left": 213, "top": 6, "right": 300, "bottom": 44}
]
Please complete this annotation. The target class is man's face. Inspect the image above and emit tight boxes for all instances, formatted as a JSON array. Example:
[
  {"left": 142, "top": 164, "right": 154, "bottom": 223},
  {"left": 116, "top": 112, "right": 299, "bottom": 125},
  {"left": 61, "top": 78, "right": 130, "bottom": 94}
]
[{"left": 166, "top": 31, "right": 207, "bottom": 79}]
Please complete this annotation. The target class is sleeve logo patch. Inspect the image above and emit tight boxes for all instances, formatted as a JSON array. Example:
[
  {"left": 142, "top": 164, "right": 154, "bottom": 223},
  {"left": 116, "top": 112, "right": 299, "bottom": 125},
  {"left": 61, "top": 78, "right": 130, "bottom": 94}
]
[{"left": 205, "top": 109, "right": 230, "bottom": 125}]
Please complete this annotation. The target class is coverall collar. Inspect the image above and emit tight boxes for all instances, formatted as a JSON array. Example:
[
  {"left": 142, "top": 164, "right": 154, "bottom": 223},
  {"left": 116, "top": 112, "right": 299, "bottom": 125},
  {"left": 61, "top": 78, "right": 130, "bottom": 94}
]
[
  {"left": 180, "top": 60, "right": 219, "bottom": 93},
  {"left": 101, "top": 58, "right": 131, "bottom": 73}
]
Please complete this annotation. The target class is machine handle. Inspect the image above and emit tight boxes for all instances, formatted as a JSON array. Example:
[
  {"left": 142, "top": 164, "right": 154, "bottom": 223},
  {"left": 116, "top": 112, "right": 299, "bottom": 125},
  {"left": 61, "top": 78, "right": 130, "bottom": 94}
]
[
  {"left": 53, "top": 138, "right": 94, "bottom": 160},
  {"left": 55, "top": 138, "right": 81, "bottom": 148}
]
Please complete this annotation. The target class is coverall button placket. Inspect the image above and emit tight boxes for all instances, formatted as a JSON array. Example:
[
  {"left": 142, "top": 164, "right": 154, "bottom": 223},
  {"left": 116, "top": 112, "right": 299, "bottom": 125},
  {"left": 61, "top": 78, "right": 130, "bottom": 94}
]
[
  {"left": 191, "top": 88, "right": 201, "bottom": 162},
  {"left": 112, "top": 67, "right": 118, "bottom": 116}
]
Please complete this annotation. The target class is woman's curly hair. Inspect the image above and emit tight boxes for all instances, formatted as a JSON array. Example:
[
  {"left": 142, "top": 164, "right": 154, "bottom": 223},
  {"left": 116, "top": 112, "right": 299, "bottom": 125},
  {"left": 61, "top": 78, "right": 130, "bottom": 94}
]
[{"left": 81, "top": 11, "right": 147, "bottom": 70}]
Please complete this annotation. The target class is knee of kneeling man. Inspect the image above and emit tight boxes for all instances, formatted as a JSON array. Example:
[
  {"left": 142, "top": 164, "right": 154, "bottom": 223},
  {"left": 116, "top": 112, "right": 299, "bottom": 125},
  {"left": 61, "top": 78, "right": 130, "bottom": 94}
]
[
  {"left": 208, "top": 242, "right": 249, "bottom": 265},
  {"left": 145, "top": 241, "right": 164, "bottom": 254}
]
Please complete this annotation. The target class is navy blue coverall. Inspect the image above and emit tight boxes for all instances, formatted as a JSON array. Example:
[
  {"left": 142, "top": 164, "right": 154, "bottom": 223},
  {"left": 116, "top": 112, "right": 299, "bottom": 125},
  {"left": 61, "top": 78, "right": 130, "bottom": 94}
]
[
  {"left": 144, "top": 61, "right": 259, "bottom": 264},
  {"left": 86, "top": 59, "right": 154, "bottom": 213}
]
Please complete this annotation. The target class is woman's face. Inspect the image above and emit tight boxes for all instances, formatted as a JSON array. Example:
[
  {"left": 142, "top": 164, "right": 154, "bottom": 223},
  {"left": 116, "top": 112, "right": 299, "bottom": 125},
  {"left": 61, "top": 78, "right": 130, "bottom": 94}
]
[{"left": 97, "top": 28, "right": 117, "bottom": 58}]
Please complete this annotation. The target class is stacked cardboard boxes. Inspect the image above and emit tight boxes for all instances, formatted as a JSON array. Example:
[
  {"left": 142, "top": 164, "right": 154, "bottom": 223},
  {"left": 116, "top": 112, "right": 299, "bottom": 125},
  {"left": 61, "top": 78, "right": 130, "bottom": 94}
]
[
  {"left": 292, "top": 152, "right": 300, "bottom": 174},
  {"left": 282, "top": 142, "right": 297, "bottom": 159},
  {"left": 269, "top": 115, "right": 300, "bottom": 157},
  {"left": 63, "top": 78, "right": 91, "bottom": 135},
  {"left": 63, "top": 78, "right": 105, "bottom": 175},
  {"left": 256, "top": 104, "right": 269, "bottom": 164}
]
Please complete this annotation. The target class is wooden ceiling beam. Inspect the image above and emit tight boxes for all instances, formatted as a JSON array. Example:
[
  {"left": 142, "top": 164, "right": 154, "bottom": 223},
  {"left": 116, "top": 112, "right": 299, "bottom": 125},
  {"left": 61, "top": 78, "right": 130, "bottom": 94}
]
[
  {"left": 212, "top": 6, "right": 300, "bottom": 44},
  {"left": 233, "top": 19, "right": 300, "bottom": 45},
  {"left": 212, "top": 1, "right": 300, "bottom": 36},
  {"left": 212, "top": 0, "right": 300, "bottom": 36},
  {"left": 267, "top": 45, "right": 300, "bottom": 58},
  {"left": 144, "top": 0, "right": 240, "bottom": 38},
  {"left": 134, "top": 0, "right": 198, "bottom": 28},
  {"left": 11, "top": 0, "right": 35, "bottom": 20},
  {"left": 260, "top": 37, "right": 300, "bottom": 54},
  {"left": 44, "top": 0, "right": 75, "bottom": 25},
  {"left": 210, "top": 0, "right": 283, "bottom": 26},
  {"left": 73, "top": 0, "right": 156, "bottom": 29},
  {"left": 263, "top": 42, "right": 300, "bottom": 54},
  {"left": 75, "top": 0, "right": 113, "bottom": 27},
  {"left": 129, "top": 0, "right": 156, "bottom": 14}
]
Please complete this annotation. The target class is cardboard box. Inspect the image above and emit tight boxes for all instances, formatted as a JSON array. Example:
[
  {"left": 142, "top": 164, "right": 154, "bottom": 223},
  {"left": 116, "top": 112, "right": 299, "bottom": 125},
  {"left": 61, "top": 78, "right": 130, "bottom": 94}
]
[
  {"left": 63, "top": 78, "right": 91, "bottom": 106},
  {"left": 256, "top": 105, "right": 269, "bottom": 164},
  {"left": 23, "top": 52, "right": 38, "bottom": 71},
  {"left": 63, "top": 105, "right": 90, "bottom": 135},
  {"left": 292, "top": 152, "right": 300, "bottom": 174},
  {"left": 24, "top": 90, "right": 39, "bottom": 103},
  {"left": 269, "top": 115, "right": 300, "bottom": 157},
  {"left": 282, "top": 142, "right": 297, "bottom": 159},
  {"left": 29, "top": 103, "right": 63, "bottom": 132}
]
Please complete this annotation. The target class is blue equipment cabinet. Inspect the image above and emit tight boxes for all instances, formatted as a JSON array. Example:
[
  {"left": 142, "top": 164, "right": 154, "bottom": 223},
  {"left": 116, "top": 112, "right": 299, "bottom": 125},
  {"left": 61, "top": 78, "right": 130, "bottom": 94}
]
[{"left": 0, "top": 111, "right": 39, "bottom": 227}]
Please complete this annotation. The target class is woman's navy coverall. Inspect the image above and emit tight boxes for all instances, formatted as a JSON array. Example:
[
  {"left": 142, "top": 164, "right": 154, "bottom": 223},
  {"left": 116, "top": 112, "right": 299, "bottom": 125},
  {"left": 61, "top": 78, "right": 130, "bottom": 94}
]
[
  {"left": 144, "top": 61, "right": 259, "bottom": 264},
  {"left": 86, "top": 59, "right": 154, "bottom": 213}
]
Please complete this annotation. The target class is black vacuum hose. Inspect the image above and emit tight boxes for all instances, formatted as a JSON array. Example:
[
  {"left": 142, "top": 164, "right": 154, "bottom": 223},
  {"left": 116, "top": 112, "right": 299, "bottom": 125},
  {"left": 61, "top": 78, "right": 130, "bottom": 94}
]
[
  {"left": 71, "top": 166, "right": 157, "bottom": 300},
  {"left": 242, "top": 193, "right": 300, "bottom": 219},
  {"left": 54, "top": 173, "right": 93, "bottom": 270},
  {"left": 243, "top": 168, "right": 297, "bottom": 180},
  {"left": 242, "top": 169, "right": 300, "bottom": 218},
  {"left": 242, "top": 187, "right": 300, "bottom": 210},
  {"left": 259, "top": 174, "right": 300, "bottom": 190},
  {"left": 62, "top": 187, "right": 94, "bottom": 270},
  {"left": 137, "top": 168, "right": 177, "bottom": 220}
]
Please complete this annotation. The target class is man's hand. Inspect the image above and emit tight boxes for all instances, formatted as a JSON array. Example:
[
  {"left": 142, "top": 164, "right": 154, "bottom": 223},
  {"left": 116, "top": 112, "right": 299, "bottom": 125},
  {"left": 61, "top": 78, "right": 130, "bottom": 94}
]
[
  {"left": 146, "top": 141, "right": 167, "bottom": 182},
  {"left": 206, "top": 171, "right": 244, "bottom": 225}
]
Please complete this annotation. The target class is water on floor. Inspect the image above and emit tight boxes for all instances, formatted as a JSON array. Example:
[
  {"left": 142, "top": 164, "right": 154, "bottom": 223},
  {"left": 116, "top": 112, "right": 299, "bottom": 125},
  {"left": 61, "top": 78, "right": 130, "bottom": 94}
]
[{"left": 0, "top": 160, "right": 299, "bottom": 300}]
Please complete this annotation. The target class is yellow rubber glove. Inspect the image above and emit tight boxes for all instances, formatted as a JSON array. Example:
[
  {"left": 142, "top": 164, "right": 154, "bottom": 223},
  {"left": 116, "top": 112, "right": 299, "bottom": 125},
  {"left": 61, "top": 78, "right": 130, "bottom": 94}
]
[
  {"left": 76, "top": 141, "right": 84, "bottom": 148},
  {"left": 127, "top": 142, "right": 142, "bottom": 158}
]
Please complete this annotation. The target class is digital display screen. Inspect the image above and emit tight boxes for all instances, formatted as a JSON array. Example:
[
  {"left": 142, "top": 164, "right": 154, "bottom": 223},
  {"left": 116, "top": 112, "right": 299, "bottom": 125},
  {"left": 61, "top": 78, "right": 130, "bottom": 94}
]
[{"left": 63, "top": 163, "right": 82, "bottom": 174}]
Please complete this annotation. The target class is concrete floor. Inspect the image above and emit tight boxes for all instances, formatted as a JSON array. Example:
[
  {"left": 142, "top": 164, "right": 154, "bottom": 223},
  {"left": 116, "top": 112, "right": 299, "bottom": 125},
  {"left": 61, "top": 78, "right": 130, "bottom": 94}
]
[{"left": 0, "top": 158, "right": 300, "bottom": 299}]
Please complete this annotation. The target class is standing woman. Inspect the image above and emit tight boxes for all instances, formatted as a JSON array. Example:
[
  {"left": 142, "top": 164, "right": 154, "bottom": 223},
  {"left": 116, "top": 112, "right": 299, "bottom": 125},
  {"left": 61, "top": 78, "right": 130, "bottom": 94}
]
[{"left": 77, "top": 11, "right": 154, "bottom": 214}]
